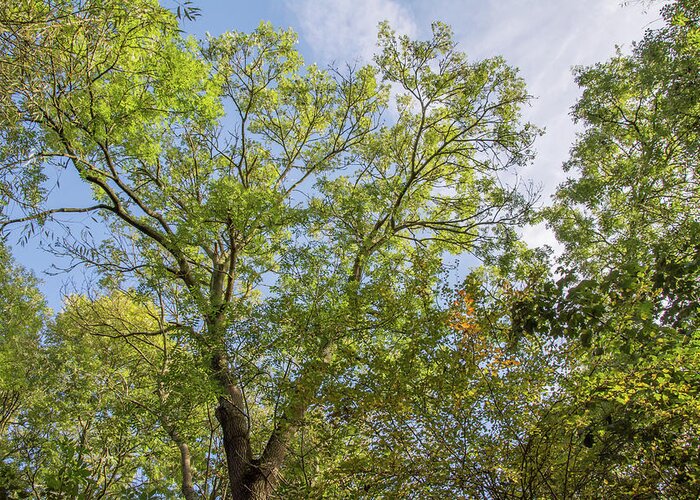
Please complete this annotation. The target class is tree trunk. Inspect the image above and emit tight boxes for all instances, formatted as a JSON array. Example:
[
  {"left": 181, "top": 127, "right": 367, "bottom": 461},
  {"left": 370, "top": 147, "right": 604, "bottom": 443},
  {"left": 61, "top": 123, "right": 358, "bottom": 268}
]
[
  {"left": 212, "top": 351, "right": 259, "bottom": 499},
  {"left": 215, "top": 393, "right": 254, "bottom": 498},
  {"left": 177, "top": 441, "right": 197, "bottom": 500},
  {"left": 213, "top": 350, "right": 329, "bottom": 499},
  {"left": 240, "top": 465, "right": 277, "bottom": 500},
  {"left": 163, "top": 416, "right": 197, "bottom": 500},
  {"left": 210, "top": 312, "right": 338, "bottom": 499}
]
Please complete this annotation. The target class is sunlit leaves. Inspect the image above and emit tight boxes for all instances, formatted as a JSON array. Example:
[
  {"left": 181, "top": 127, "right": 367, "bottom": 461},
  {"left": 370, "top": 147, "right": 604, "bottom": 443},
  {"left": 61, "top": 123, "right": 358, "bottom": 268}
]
[{"left": 2, "top": 2, "right": 539, "bottom": 496}]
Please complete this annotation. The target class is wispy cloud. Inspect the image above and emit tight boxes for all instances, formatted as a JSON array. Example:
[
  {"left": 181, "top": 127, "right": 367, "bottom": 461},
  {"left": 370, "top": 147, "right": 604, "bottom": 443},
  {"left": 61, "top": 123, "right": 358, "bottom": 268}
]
[
  {"left": 289, "top": 0, "right": 417, "bottom": 64},
  {"left": 412, "top": 0, "right": 663, "bottom": 194},
  {"left": 446, "top": 0, "right": 664, "bottom": 250}
]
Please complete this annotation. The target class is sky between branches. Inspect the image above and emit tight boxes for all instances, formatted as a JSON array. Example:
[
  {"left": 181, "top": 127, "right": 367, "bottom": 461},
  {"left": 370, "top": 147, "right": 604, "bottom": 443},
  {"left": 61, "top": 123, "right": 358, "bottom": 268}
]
[
  {"left": 11, "top": 0, "right": 667, "bottom": 310},
  {"left": 183, "top": 0, "right": 665, "bottom": 246}
]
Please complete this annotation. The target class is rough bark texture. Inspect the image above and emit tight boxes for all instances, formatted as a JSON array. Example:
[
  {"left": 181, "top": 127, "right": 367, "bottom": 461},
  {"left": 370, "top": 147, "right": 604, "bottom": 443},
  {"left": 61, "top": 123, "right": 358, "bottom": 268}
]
[
  {"left": 212, "top": 344, "right": 336, "bottom": 499},
  {"left": 212, "top": 351, "right": 256, "bottom": 499},
  {"left": 240, "top": 466, "right": 276, "bottom": 500}
]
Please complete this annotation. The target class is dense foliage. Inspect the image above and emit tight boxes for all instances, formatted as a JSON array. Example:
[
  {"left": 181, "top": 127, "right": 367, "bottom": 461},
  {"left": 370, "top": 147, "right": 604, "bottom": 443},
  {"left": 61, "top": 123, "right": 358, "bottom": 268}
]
[
  {"left": 0, "top": 0, "right": 697, "bottom": 498},
  {"left": 544, "top": 0, "right": 700, "bottom": 494}
]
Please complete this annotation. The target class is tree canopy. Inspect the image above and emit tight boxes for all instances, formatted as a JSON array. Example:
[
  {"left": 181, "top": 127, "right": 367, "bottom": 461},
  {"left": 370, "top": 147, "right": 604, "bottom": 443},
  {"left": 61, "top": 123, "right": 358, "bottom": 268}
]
[{"left": 0, "top": 0, "right": 698, "bottom": 498}]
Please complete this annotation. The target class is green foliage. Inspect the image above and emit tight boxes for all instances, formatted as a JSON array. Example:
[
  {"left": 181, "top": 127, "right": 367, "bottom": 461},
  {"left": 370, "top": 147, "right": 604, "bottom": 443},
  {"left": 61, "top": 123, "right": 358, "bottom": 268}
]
[
  {"left": 1, "top": 291, "right": 218, "bottom": 497},
  {"left": 548, "top": 0, "right": 698, "bottom": 272},
  {"left": 541, "top": 1, "right": 700, "bottom": 495},
  {"left": 0, "top": 245, "right": 46, "bottom": 395},
  {"left": 3, "top": 0, "right": 696, "bottom": 497},
  {"left": 0, "top": 245, "right": 48, "bottom": 497}
]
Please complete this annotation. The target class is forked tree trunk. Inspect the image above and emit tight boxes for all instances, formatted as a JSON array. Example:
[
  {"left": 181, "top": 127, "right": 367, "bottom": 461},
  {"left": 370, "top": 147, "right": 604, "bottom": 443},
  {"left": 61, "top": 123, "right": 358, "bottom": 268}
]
[
  {"left": 215, "top": 383, "right": 293, "bottom": 499},
  {"left": 208, "top": 257, "right": 342, "bottom": 499},
  {"left": 212, "top": 352, "right": 256, "bottom": 498},
  {"left": 213, "top": 348, "right": 329, "bottom": 499}
]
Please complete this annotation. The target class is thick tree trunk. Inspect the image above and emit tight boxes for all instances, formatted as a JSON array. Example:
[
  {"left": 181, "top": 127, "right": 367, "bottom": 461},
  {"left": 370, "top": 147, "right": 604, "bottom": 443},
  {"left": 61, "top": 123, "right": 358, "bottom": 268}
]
[
  {"left": 211, "top": 351, "right": 259, "bottom": 499},
  {"left": 216, "top": 393, "right": 253, "bottom": 498},
  {"left": 216, "top": 394, "right": 290, "bottom": 499},
  {"left": 208, "top": 262, "right": 340, "bottom": 500},
  {"left": 213, "top": 348, "right": 332, "bottom": 499}
]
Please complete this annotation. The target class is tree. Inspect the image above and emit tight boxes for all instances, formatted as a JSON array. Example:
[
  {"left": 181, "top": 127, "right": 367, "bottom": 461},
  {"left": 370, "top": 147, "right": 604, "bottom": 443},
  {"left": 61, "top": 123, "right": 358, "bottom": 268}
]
[
  {"left": 0, "top": 244, "right": 47, "bottom": 498},
  {"left": 295, "top": 250, "right": 582, "bottom": 498},
  {"left": 7, "top": 294, "right": 186, "bottom": 497},
  {"left": 543, "top": 0, "right": 700, "bottom": 495},
  {"left": 0, "top": 1, "right": 537, "bottom": 496},
  {"left": 1, "top": 288, "right": 233, "bottom": 498}
]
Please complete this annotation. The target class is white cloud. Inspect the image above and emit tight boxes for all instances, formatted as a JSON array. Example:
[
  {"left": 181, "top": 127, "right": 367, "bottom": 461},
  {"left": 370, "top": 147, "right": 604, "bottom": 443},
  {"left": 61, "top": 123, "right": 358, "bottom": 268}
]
[
  {"left": 289, "top": 0, "right": 418, "bottom": 64},
  {"left": 447, "top": 0, "right": 664, "bottom": 251},
  {"left": 522, "top": 221, "right": 564, "bottom": 256}
]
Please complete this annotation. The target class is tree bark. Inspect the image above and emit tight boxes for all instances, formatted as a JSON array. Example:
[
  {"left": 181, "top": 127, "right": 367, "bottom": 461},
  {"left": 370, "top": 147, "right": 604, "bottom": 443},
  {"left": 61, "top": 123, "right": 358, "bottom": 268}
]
[
  {"left": 240, "top": 465, "right": 276, "bottom": 500},
  {"left": 163, "top": 417, "right": 197, "bottom": 500},
  {"left": 212, "top": 351, "right": 256, "bottom": 499},
  {"left": 177, "top": 441, "right": 197, "bottom": 500},
  {"left": 213, "top": 346, "right": 335, "bottom": 499},
  {"left": 211, "top": 257, "right": 353, "bottom": 498}
]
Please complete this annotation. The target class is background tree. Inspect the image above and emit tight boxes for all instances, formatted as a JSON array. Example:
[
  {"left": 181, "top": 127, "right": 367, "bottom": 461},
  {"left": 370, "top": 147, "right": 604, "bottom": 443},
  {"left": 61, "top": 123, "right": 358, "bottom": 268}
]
[
  {"left": 5, "top": 294, "right": 189, "bottom": 498},
  {"left": 543, "top": 0, "right": 700, "bottom": 495},
  {"left": 0, "top": 245, "right": 47, "bottom": 498},
  {"left": 0, "top": 257, "right": 233, "bottom": 498}
]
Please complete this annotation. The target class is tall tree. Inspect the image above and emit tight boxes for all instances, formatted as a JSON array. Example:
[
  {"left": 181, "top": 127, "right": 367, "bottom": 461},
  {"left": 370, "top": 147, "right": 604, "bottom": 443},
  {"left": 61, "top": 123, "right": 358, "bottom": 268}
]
[{"left": 0, "top": 1, "right": 537, "bottom": 497}]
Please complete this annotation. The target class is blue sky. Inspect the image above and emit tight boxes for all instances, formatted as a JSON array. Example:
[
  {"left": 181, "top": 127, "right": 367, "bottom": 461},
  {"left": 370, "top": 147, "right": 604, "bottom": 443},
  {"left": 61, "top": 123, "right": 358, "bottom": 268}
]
[{"left": 10, "top": 0, "right": 666, "bottom": 310}]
